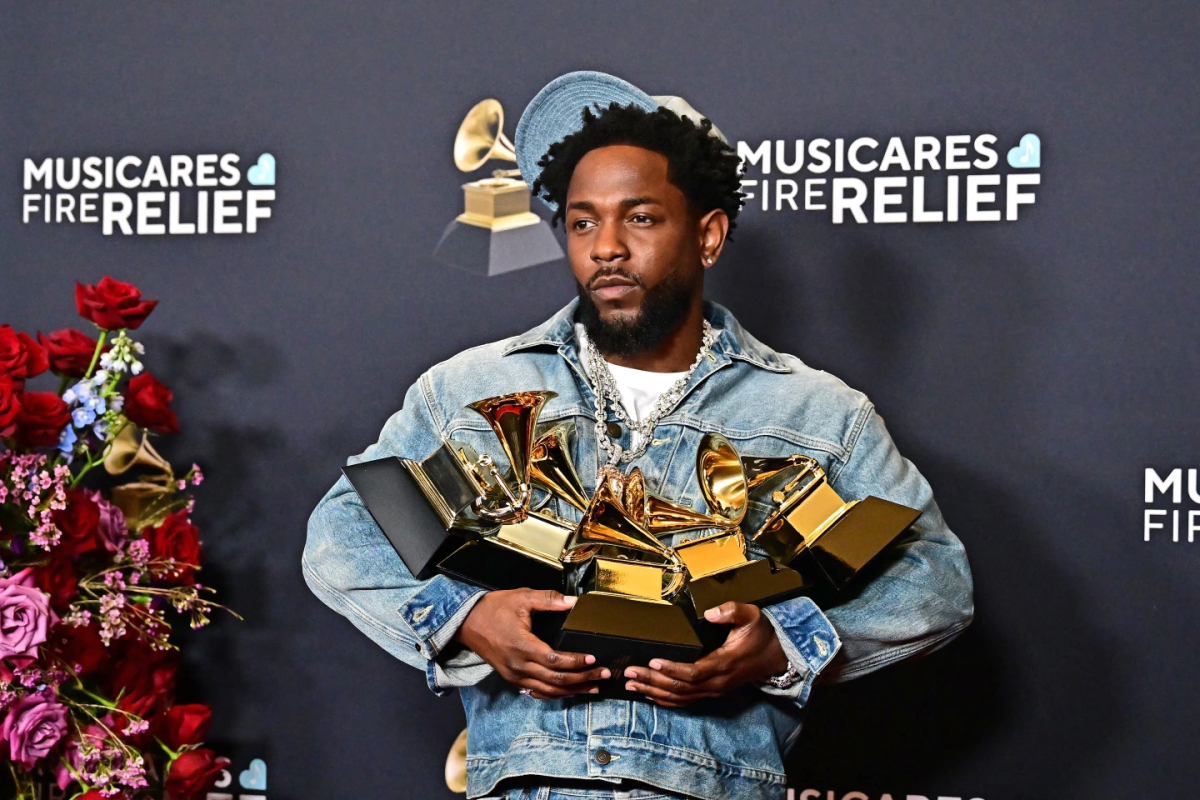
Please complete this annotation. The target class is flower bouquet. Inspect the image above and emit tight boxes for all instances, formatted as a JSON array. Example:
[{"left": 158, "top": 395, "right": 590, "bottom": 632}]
[{"left": 0, "top": 277, "right": 236, "bottom": 799}]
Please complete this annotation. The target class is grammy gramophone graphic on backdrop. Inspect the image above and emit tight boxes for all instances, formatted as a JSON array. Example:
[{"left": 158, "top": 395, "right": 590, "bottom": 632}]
[{"left": 431, "top": 99, "right": 566, "bottom": 276}]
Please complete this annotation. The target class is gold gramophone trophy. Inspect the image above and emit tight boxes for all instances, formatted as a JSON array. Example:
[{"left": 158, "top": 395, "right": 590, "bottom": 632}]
[
  {"left": 746, "top": 449, "right": 922, "bottom": 593},
  {"left": 435, "top": 392, "right": 579, "bottom": 589},
  {"left": 549, "top": 467, "right": 703, "bottom": 697},
  {"left": 103, "top": 423, "right": 178, "bottom": 531},
  {"left": 664, "top": 434, "right": 807, "bottom": 623},
  {"left": 343, "top": 391, "right": 576, "bottom": 591}
]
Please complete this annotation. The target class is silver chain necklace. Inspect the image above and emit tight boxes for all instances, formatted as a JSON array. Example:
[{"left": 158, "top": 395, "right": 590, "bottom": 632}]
[{"left": 582, "top": 320, "right": 719, "bottom": 467}]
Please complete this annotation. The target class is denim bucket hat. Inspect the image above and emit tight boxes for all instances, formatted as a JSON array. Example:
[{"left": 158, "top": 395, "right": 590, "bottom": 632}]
[{"left": 515, "top": 70, "right": 728, "bottom": 211}]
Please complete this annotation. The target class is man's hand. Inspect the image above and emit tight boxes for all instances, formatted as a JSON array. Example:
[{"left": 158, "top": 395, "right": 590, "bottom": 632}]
[
  {"left": 454, "top": 589, "right": 610, "bottom": 700},
  {"left": 623, "top": 601, "right": 791, "bottom": 707}
]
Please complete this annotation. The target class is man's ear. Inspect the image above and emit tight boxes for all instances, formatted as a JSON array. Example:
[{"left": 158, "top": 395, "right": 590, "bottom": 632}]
[{"left": 697, "top": 208, "right": 730, "bottom": 268}]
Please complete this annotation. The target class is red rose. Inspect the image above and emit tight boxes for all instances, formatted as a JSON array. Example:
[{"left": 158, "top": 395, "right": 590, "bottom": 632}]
[
  {"left": 166, "top": 748, "right": 228, "bottom": 800},
  {"left": 52, "top": 490, "right": 101, "bottom": 557},
  {"left": 105, "top": 638, "right": 177, "bottom": 717},
  {"left": 37, "top": 329, "right": 103, "bottom": 379},
  {"left": 0, "top": 374, "right": 19, "bottom": 433},
  {"left": 13, "top": 391, "right": 71, "bottom": 448},
  {"left": 146, "top": 511, "right": 203, "bottom": 585},
  {"left": 0, "top": 325, "right": 48, "bottom": 388},
  {"left": 150, "top": 703, "right": 212, "bottom": 750},
  {"left": 75, "top": 277, "right": 158, "bottom": 331},
  {"left": 33, "top": 558, "right": 78, "bottom": 612},
  {"left": 50, "top": 622, "right": 108, "bottom": 679},
  {"left": 123, "top": 373, "right": 179, "bottom": 435}
]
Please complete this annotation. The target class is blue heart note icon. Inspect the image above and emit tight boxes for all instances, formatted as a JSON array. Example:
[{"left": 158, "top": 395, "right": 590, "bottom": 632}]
[
  {"left": 239, "top": 757, "right": 267, "bottom": 790},
  {"left": 1007, "top": 133, "right": 1040, "bottom": 168},
  {"left": 247, "top": 153, "right": 276, "bottom": 185}
]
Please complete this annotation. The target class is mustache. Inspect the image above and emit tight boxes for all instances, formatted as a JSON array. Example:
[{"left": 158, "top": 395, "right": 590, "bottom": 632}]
[{"left": 586, "top": 267, "right": 643, "bottom": 290}]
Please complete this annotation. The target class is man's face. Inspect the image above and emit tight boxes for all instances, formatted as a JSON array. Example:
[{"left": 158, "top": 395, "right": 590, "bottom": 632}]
[{"left": 565, "top": 144, "right": 705, "bottom": 356}]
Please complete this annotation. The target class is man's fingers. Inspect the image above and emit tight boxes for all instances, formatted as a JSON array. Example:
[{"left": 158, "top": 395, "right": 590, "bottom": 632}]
[
  {"left": 522, "top": 588, "right": 578, "bottom": 613},
  {"left": 624, "top": 678, "right": 715, "bottom": 706},
  {"left": 626, "top": 666, "right": 694, "bottom": 695},
  {"left": 518, "top": 635, "right": 596, "bottom": 670},
  {"left": 702, "top": 600, "right": 759, "bottom": 627},
  {"left": 624, "top": 666, "right": 724, "bottom": 695},
  {"left": 522, "top": 661, "right": 610, "bottom": 688},
  {"left": 515, "top": 677, "right": 590, "bottom": 699},
  {"left": 643, "top": 654, "right": 723, "bottom": 684}
]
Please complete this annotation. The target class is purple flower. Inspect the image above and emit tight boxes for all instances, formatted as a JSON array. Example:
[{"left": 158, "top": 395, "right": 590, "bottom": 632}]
[
  {"left": 0, "top": 569, "right": 55, "bottom": 662},
  {"left": 86, "top": 490, "right": 128, "bottom": 553},
  {"left": 1, "top": 690, "right": 67, "bottom": 769}
]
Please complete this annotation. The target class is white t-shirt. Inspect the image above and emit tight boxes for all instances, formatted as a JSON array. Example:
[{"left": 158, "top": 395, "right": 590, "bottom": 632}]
[{"left": 576, "top": 323, "right": 688, "bottom": 449}]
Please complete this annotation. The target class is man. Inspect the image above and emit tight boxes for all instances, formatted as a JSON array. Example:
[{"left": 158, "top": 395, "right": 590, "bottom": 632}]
[{"left": 303, "top": 71, "right": 973, "bottom": 800}]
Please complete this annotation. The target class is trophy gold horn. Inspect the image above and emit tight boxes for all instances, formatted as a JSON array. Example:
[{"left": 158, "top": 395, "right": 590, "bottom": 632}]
[
  {"left": 444, "top": 728, "right": 468, "bottom": 793},
  {"left": 529, "top": 422, "right": 589, "bottom": 513},
  {"left": 454, "top": 99, "right": 520, "bottom": 177},
  {"left": 565, "top": 470, "right": 676, "bottom": 562},
  {"left": 466, "top": 391, "right": 555, "bottom": 523},
  {"left": 696, "top": 433, "right": 749, "bottom": 524},
  {"left": 563, "top": 467, "right": 686, "bottom": 600},
  {"left": 104, "top": 423, "right": 173, "bottom": 478}
]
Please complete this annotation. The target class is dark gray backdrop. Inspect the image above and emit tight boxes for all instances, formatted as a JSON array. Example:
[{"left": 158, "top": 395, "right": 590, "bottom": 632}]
[{"left": 3, "top": 2, "right": 1198, "bottom": 798}]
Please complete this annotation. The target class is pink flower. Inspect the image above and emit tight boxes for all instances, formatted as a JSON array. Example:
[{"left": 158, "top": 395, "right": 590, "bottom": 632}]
[
  {"left": 0, "top": 568, "right": 56, "bottom": 662},
  {"left": 85, "top": 490, "right": 128, "bottom": 554},
  {"left": 1, "top": 690, "right": 67, "bottom": 769},
  {"left": 54, "top": 719, "right": 109, "bottom": 789}
]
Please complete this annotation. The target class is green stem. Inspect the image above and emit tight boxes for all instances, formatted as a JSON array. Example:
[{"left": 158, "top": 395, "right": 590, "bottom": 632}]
[
  {"left": 69, "top": 419, "right": 128, "bottom": 489},
  {"left": 82, "top": 330, "right": 109, "bottom": 381}
]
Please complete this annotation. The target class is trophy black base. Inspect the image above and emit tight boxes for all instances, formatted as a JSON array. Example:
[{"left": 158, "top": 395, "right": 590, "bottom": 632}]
[
  {"left": 437, "top": 539, "right": 564, "bottom": 592},
  {"left": 343, "top": 457, "right": 475, "bottom": 580},
  {"left": 688, "top": 559, "right": 807, "bottom": 615},
  {"left": 792, "top": 496, "right": 921, "bottom": 591},
  {"left": 546, "top": 593, "right": 704, "bottom": 700},
  {"left": 687, "top": 559, "right": 808, "bottom": 652}
]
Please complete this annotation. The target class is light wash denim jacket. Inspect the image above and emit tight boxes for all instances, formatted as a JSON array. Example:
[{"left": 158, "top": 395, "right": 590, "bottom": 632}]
[{"left": 302, "top": 299, "right": 973, "bottom": 800}]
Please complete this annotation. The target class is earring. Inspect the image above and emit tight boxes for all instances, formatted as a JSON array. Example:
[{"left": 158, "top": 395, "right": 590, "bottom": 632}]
[{"left": 704, "top": 256, "right": 714, "bottom": 265}]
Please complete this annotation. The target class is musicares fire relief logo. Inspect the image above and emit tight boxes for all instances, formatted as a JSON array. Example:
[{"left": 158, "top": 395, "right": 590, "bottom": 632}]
[
  {"left": 789, "top": 789, "right": 983, "bottom": 800},
  {"left": 737, "top": 132, "right": 1041, "bottom": 224},
  {"left": 21, "top": 152, "right": 277, "bottom": 236},
  {"left": 1144, "top": 468, "right": 1200, "bottom": 542}
]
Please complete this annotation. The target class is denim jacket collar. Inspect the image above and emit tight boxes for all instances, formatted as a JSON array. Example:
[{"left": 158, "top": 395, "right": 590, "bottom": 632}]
[{"left": 500, "top": 297, "right": 792, "bottom": 375}]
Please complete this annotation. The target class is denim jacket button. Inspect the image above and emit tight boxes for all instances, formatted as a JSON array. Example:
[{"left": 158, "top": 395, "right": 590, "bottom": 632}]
[
  {"left": 606, "top": 422, "right": 622, "bottom": 438},
  {"left": 594, "top": 748, "right": 611, "bottom": 765}
]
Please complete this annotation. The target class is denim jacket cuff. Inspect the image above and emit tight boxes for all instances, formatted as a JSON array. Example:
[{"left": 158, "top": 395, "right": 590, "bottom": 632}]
[
  {"left": 759, "top": 596, "right": 842, "bottom": 706},
  {"left": 395, "top": 574, "right": 487, "bottom": 694}
]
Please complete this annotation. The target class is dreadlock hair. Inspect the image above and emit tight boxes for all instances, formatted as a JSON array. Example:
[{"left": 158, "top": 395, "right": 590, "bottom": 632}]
[{"left": 531, "top": 102, "right": 745, "bottom": 236}]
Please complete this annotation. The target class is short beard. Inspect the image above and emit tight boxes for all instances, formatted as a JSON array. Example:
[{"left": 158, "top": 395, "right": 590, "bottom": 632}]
[{"left": 576, "top": 268, "right": 695, "bottom": 358}]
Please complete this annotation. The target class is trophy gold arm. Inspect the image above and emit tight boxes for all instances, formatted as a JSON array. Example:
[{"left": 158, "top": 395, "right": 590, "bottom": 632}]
[{"left": 741, "top": 453, "right": 820, "bottom": 493}]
